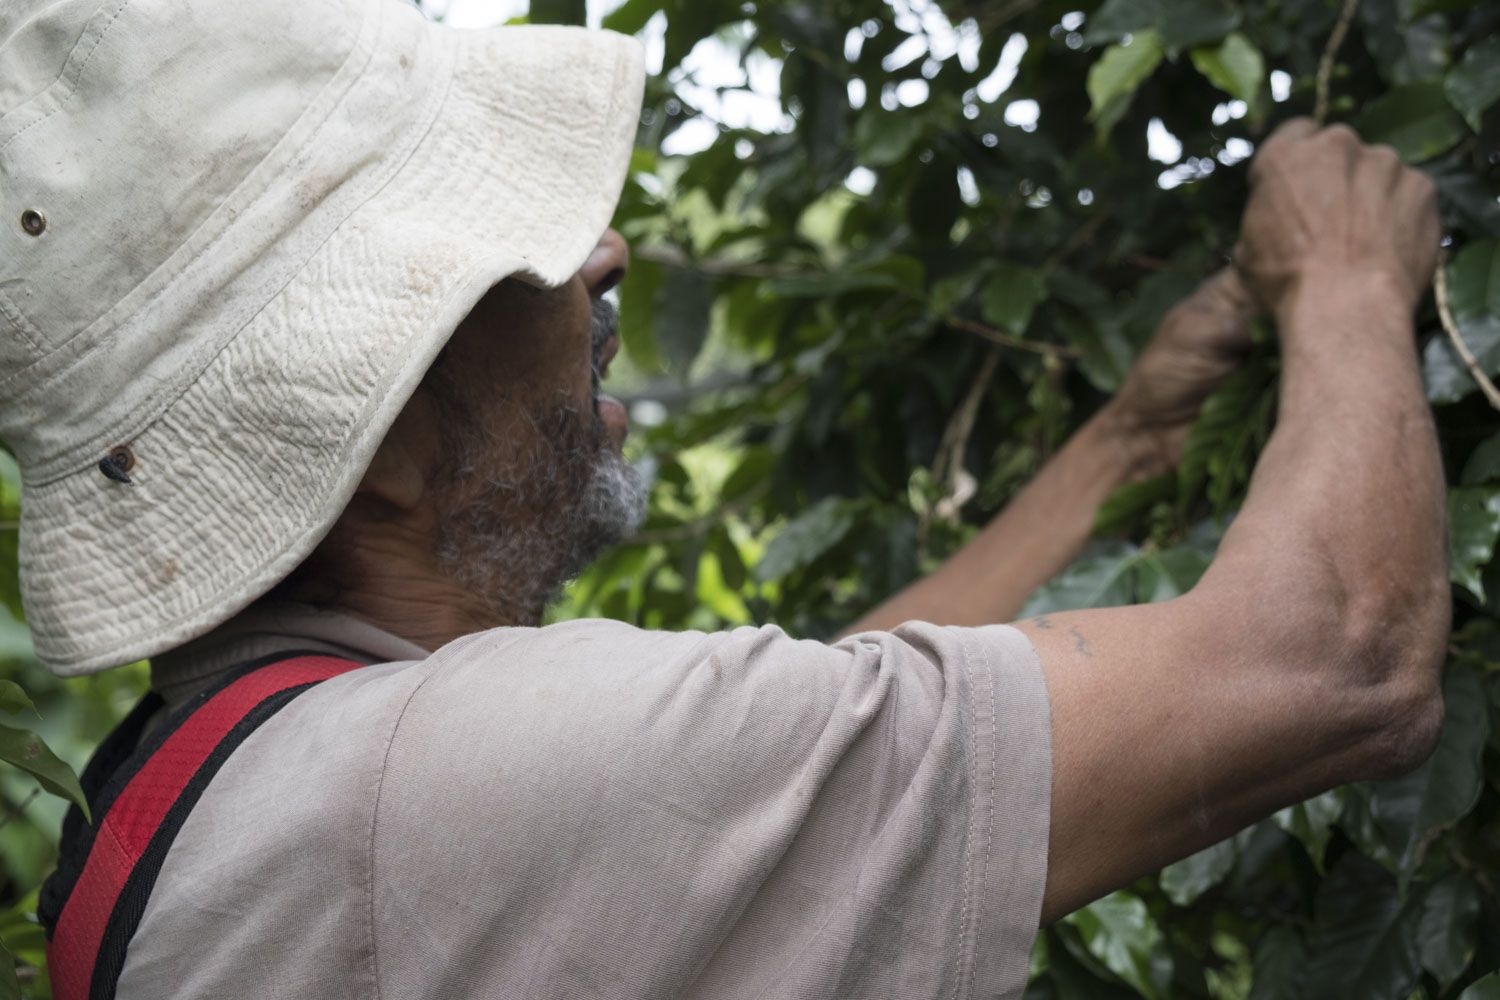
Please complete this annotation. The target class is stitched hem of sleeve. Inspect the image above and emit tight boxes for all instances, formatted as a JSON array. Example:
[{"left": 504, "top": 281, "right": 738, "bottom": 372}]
[{"left": 954, "top": 624, "right": 1052, "bottom": 1000}]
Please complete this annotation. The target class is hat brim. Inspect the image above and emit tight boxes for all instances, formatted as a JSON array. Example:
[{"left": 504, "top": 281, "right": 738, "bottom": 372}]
[{"left": 21, "top": 19, "right": 645, "bottom": 675}]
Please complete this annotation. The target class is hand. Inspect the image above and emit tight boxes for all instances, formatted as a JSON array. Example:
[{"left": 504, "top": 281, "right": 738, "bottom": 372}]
[
  {"left": 1234, "top": 118, "right": 1441, "bottom": 319},
  {"left": 1109, "top": 267, "right": 1258, "bottom": 470}
]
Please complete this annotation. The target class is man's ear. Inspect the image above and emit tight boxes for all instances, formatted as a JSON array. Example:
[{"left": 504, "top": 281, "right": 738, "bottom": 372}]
[
  {"left": 357, "top": 391, "right": 441, "bottom": 514},
  {"left": 357, "top": 434, "right": 428, "bottom": 512}
]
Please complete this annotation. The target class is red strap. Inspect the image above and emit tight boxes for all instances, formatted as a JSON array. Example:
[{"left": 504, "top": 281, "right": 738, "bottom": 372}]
[{"left": 48, "top": 655, "right": 362, "bottom": 1000}]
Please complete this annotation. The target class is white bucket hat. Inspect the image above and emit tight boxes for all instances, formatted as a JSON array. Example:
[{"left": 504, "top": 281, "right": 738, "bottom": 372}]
[{"left": 0, "top": 0, "right": 645, "bottom": 675}]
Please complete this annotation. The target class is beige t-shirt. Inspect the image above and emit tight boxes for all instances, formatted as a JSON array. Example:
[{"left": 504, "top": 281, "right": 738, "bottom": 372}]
[{"left": 114, "top": 603, "right": 1051, "bottom": 999}]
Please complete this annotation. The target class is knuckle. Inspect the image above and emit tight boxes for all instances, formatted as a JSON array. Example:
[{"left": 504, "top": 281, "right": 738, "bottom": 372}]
[
  {"left": 1321, "top": 123, "right": 1361, "bottom": 148},
  {"left": 1408, "top": 168, "right": 1438, "bottom": 199}
]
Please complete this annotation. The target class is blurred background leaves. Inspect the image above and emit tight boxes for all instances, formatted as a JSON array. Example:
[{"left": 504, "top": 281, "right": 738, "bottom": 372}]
[{"left": 1, "top": 0, "right": 1497, "bottom": 995}]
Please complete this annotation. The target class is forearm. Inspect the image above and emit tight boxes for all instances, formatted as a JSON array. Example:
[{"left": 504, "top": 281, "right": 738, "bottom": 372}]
[
  {"left": 843, "top": 403, "right": 1163, "bottom": 634},
  {"left": 1198, "top": 271, "right": 1448, "bottom": 764}
]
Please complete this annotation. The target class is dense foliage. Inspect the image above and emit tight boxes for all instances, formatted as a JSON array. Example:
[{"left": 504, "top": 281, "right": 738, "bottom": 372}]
[{"left": 2, "top": 0, "right": 1498, "bottom": 997}]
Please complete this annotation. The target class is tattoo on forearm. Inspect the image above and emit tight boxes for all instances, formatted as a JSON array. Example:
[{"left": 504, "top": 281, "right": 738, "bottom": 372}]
[
  {"left": 1032, "top": 615, "right": 1054, "bottom": 629},
  {"left": 1068, "top": 625, "right": 1092, "bottom": 657}
]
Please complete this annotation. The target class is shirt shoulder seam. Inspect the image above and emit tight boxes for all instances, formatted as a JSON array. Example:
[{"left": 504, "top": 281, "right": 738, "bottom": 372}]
[{"left": 365, "top": 660, "right": 445, "bottom": 1000}]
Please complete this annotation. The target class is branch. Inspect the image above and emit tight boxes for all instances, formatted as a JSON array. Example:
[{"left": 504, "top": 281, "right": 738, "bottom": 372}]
[
  {"left": 619, "top": 372, "right": 759, "bottom": 408},
  {"left": 1042, "top": 210, "right": 1111, "bottom": 275},
  {"left": 1435, "top": 257, "right": 1500, "bottom": 411},
  {"left": 0, "top": 788, "right": 39, "bottom": 834},
  {"left": 632, "top": 245, "right": 805, "bottom": 280},
  {"left": 942, "top": 314, "right": 1079, "bottom": 359},
  {"left": 627, "top": 482, "right": 772, "bottom": 547},
  {"left": 1314, "top": 0, "right": 1361, "bottom": 124},
  {"left": 933, "top": 347, "right": 1003, "bottom": 522}
]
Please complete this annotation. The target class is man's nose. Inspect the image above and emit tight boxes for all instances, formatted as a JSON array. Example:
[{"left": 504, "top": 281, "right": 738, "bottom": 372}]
[{"left": 581, "top": 229, "right": 629, "bottom": 296}]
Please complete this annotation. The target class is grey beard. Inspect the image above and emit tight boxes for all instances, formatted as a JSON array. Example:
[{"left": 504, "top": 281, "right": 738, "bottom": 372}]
[
  {"left": 430, "top": 298, "right": 647, "bottom": 624},
  {"left": 434, "top": 401, "right": 647, "bottom": 624}
]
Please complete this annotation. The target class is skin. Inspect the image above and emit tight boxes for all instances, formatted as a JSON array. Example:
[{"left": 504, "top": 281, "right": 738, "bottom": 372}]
[
  {"left": 300, "top": 121, "right": 1449, "bottom": 924},
  {"left": 284, "top": 232, "right": 631, "bottom": 649}
]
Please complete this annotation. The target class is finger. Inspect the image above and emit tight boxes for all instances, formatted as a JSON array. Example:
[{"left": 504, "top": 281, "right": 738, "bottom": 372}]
[
  {"left": 1358, "top": 142, "right": 1405, "bottom": 191},
  {"left": 1250, "top": 117, "right": 1318, "bottom": 184},
  {"left": 1202, "top": 267, "right": 1260, "bottom": 320},
  {"left": 1266, "top": 117, "right": 1319, "bottom": 145},
  {"left": 1230, "top": 244, "right": 1273, "bottom": 313}
]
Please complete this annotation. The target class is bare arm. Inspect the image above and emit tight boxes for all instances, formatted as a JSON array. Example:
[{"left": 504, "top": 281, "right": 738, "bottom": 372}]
[
  {"left": 1022, "top": 121, "right": 1450, "bottom": 922},
  {"left": 844, "top": 269, "right": 1256, "bottom": 634}
]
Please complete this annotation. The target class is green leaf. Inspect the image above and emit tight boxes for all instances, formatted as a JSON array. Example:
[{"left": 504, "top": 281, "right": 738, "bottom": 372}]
[
  {"left": 1444, "top": 37, "right": 1500, "bottom": 132},
  {"left": 528, "top": 0, "right": 585, "bottom": 24},
  {"left": 707, "top": 525, "right": 747, "bottom": 592},
  {"left": 769, "top": 268, "right": 909, "bottom": 300},
  {"left": 1067, "top": 892, "right": 1171, "bottom": 1000},
  {"left": 1093, "top": 472, "right": 1175, "bottom": 535},
  {"left": 0, "top": 723, "right": 89, "bottom": 821},
  {"left": 1460, "top": 973, "right": 1500, "bottom": 1000},
  {"left": 655, "top": 267, "right": 714, "bottom": 375},
  {"left": 1355, "top": 81, "right": 1468, "bottom": 163},
  {"left": 1408, "top": 0, "right": 1474, "bottom": 19},
  {"left": 619, "top": 256, "right": 665, "bottom": 373},
  {"left": 1357, "top": 1, "right": 1450, "bottom": 87},
  {"left": 854, "top": 110, "right": 923, "bottom": 169},
  {"left": 1159, "top": 836, "right": 1235, "bottom": 905},
  {"left": 906, "top": 154, "right": 962, "bottom": 242},
  {"left": 0, "top": 680, "right": 34, "bottom": 717},
  {"left": 980, "top": 263, "right": 1049, "bottom": 335},
  {"left": 1156, "top": 0, "right": 1240, "bottom": 50},
  {"left": 1429, "top": 161, "right": 1500, "bottom": 238},
  {"left": 1190, "top": 33, "right": 1265, "bottom": 106},
  {"left": 1177, "top": 356, "right": 1275, "bottom": 512},
  {"left": 1461, "top": 431, "right": 1500, "bottom": 485},
  {"left": 601, "top": 0, "right": 662, "bottom": 35},
  {"left": 1425, "top": 240, "right": 1500, "bottom": 404},
  {"left": 1087, "top": 32, "right": 1165, "bottom": 137},
  {"left": 1085, "top": 0, "right": 1239, "bottom": 51},
  {"left": 1249, "top": 926, "right": 1305, "bottom": 1000},
  {"left": 1415, "top": 873, "right": 1481, "bottom": 988},
  {"left": 1057, "top": 312, "right": 1135, "bottom": 394},
  {"left": 1272, "top": 789, "right": 1344, "bottom": 870},
  {"left": 1447, "top": 487, "right": 1500, "bottom": 602},
  {"left": 1304, "top": 855, "right": 1423, "bottom": 1000},
  {"left": 1138, "top": 525, "right": 1220, "bottom": 599},
  {"left": 753, "top": 498, "right": 857, "bottom": 583},
  {"left": 1022, "top": 541, "right": 1143, "bottom": 615},
  {"left": 0, "top": 607, "right": 31, "bottom": 663},
  {"left": 1369, "top": 661, "right": 1489, "bottom": 874},
  {"left": 0, "top": 941, "right": 16, "bottom": 1000}
]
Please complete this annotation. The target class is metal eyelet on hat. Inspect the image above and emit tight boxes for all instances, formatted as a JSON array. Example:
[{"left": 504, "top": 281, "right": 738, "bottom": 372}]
[
  {"left": 98, "top": 444, "right": 136, "bottom": 485},
  {"left": 20, "top": 210, "right": 46, "bottom": 237}
]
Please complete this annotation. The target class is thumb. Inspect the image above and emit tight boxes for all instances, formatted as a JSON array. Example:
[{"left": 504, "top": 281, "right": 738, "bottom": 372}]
[{"left": 1203, "top": 266, "right": 1259, "bottom": 321}]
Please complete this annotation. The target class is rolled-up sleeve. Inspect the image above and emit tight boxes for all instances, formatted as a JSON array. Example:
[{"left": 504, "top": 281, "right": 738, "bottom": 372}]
[{"left": 372, "top": 619, "right": 1051, "bottom": 1000}]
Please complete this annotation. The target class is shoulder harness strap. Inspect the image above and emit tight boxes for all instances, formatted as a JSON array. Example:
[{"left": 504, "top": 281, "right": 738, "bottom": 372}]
[{"left": 41, "top": 653, "right": 364, "bottom": 1000}]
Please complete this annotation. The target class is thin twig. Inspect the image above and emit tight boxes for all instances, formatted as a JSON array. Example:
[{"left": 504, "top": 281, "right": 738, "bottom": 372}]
[
  {"left": 1314, "top": 0, "right": 1361, "bottom": 124},
  {"left": 632, "top": 245, "right": 805, "bottom": 281},
  {"left": 627, "top": 482, "right": 772, "bottom": 546},
  {"left": 975, "top": 0, "right": 1045, "bottom": 34},
  {"left": 1435, "top": 257, "right": 1500, "bottom": 411},
  {"left": 920, "top": 347, "right": 1003, "bottom": 556},
  {"left": 935, "top": 348, "right": 1003, "bottom": 505},
  {"left": 1042, "top": 210, "right": 1111, "bottom": 275},
  {"left": 0, "top": 788, "right": 40, "bottom": 833},
  {"left": 942, "top": 315, "right": 1079, "bottom": 359}
]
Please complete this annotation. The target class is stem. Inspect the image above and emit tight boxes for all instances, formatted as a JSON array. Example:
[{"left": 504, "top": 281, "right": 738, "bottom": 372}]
[
  {"left": 1435, "top": 255, "right": 1500, "bottom": 411},
  {"left": 942, "top": 314, "right": 1079, "bottom": 359},
  {"left": 1314, "top": 0, "right": 1361, "bottom": 124}
]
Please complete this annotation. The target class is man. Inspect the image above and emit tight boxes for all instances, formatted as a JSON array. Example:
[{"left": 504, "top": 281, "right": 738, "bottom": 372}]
[{"left": 3, "top": 0, "right": 1446, "bottom": 996}]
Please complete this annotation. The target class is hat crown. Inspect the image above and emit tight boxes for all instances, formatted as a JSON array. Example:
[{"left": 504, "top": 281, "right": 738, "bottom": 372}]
[
  {"left": 1, "top": 3, "right": 647, "bottom": 674},
  {"left": 0, "top": 0, "right": 365, "bottom": 474}
]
